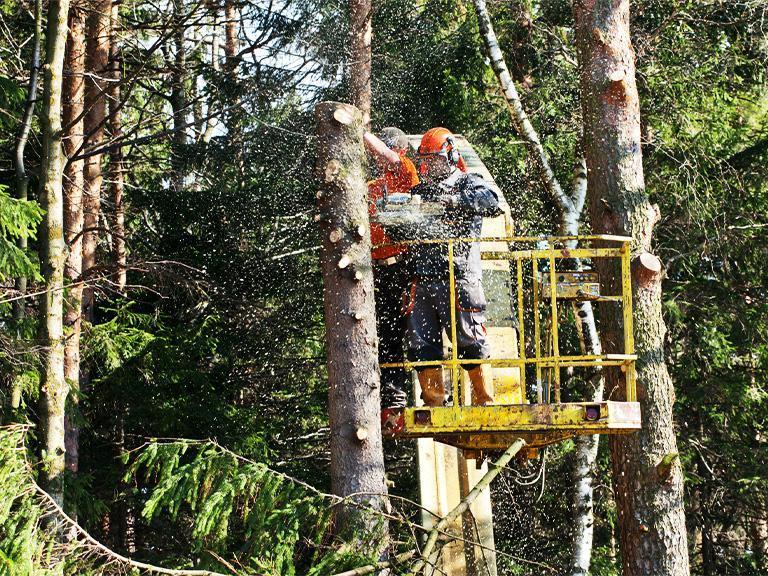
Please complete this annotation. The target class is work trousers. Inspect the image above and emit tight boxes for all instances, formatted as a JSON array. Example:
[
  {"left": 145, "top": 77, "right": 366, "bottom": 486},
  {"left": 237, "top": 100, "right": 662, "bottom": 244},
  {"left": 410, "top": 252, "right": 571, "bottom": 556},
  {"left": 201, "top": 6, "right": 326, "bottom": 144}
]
[
  {"left": 405, "top": 278, "right": 490, "bottom": 368},
  {"left": 374, "top": 259, "right": 411, "bottom": 408}
]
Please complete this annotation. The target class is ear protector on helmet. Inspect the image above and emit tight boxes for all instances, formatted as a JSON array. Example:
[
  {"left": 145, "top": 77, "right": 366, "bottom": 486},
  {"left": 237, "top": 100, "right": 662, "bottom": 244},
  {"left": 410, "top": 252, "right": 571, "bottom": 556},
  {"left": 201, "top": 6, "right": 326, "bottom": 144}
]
[{"left": 444, "top": 136, "right": 460, "bottom": 166}]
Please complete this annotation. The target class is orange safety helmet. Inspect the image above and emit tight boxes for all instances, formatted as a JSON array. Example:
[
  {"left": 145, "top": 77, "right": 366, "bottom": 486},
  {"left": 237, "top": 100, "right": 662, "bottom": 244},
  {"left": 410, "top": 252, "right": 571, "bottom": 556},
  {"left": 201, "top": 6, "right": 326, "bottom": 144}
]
[{"left": 417, "top": 127, "right": 467, "bottom": 172}]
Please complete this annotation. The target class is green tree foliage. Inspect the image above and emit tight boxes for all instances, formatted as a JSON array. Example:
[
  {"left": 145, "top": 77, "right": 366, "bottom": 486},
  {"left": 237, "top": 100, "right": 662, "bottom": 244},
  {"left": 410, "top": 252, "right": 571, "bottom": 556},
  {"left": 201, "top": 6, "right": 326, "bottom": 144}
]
[
  {"left": 0, "top": 185, "right": 42, "bottom": 282},
  {"left": 125, "top": 440, "right": 382, "bottom": 574},
  {"left": 0, "top": 425, "right": 60, "bottom": 575}
]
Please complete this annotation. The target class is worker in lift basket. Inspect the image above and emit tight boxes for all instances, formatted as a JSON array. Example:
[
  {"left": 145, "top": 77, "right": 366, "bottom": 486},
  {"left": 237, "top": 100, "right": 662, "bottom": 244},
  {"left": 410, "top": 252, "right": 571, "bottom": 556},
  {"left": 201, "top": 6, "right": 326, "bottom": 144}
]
[
  {"left": 364, "top": 128, "right": 420, "bottom": 411},
  {"left": 404, "top": 127, "right": 501, "bottom": 407}
]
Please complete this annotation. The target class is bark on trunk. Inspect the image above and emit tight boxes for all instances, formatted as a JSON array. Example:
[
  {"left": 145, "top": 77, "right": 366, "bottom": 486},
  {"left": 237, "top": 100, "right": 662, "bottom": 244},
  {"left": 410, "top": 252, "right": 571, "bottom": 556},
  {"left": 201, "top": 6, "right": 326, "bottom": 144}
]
[
  {"left": 63, "top": 0, "right": 87, "bottom": 478},
  {"left": 315, "top": 101, "right": 388, "bottom": 547},
  {"left": 348, "top": 0, "right": 371, "bottom": 129},
  {"left": 11, "top": 0, "right": 42, "bottom": 410},
  {"left": 574, "top": 1, "right": 690, "bottom": 574},
  {"left": 222, "top": 0, "right": 244, "bottom": 183},
  {"left": 38, "top": 0, "right": 71, "bottom": 508},
  {"left": 107, "top": 0, "right": 126, "bottom": 293},
  {"left": 224, "top": 0, "right": 237, "bottom": 74},
  {"left": 170, "top": 0, "right": 188, "bottom": 192},
  {"left": 202, "top": 9, "right": 219, "bottom": 144},
  {"left": 82, "top": 0, "right": 112, "bottom": 322}
]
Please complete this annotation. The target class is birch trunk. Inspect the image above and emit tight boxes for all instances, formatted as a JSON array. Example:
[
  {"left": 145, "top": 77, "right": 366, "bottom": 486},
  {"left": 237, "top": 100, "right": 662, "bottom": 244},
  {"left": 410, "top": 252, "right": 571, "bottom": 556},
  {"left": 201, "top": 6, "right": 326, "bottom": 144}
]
[
  {"left": 63, "top": 0, "right": 87, "bottom": 477},
  {"left": 108, "top": 0, "right": 126, "bottom": 293},
  {"left": 202, "top": 10, "right": 219, "bottom": 144},
  {"left": 38, "top": 0, "right": 71, "bottom": 508},
  {"left": 470, "top": 1, "right": 605, "bottom": 571},
  {"left": 11, "top": 0, "right": 42, "bottom": 410},
  {"left": 82, "top": 0, "right": 112, "bottom": 322},
  {"left": 315, "top": 101, "right": 388, "bottom": 548},
  {"left": 348, "top": 0, "right": 371, "bottom": 129},
  {"left": 574, "top": 1, "right": 690, "bottom": 574}
]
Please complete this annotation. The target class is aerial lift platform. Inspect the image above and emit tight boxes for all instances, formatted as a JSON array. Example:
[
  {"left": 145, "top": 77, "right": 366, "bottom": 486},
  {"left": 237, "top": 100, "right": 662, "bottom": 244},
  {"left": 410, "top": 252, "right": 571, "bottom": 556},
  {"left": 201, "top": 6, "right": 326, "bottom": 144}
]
[
  {"left": 375, "top": 135, "right": 641, "bottom": 453},
  {"left": 371, "top": 135, "right": 640, "bottom": 576}
]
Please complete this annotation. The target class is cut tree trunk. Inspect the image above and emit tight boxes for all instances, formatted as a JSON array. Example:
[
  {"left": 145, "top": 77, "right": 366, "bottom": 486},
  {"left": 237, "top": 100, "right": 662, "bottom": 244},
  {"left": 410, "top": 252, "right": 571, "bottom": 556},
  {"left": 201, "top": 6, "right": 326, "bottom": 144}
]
[
  {"left": 348, "top": 0, "right": 371, "bottom": 129},
  {"left": 38, "top": 0, "right": 71, "bottom": 508},
  {"left": 82, "top": 0, "right": 112, "bottom": 322},
  {"left": 574, "top": 1, "right": 690, "bottom": 575},
  {"left": 315, "top": 101, "right": 388, "bottom": 547},
  {"left": 63, "top": 0, "right": 87, "bottom": 478}
]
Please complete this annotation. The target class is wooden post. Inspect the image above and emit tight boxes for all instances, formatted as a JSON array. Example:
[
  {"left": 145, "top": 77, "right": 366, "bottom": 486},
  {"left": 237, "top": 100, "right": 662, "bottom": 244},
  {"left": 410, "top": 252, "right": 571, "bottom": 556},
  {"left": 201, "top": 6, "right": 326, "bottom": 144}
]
[{"left": 315, "top": 101, "right": 389, "bottom": 545}]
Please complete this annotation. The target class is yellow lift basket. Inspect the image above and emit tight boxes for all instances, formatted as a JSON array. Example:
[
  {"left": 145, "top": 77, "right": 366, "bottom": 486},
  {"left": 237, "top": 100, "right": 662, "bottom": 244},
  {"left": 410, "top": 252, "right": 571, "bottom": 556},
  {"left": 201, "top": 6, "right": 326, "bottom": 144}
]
[{"left": 381, "top": 234, "right": 641, "bottom": 453}]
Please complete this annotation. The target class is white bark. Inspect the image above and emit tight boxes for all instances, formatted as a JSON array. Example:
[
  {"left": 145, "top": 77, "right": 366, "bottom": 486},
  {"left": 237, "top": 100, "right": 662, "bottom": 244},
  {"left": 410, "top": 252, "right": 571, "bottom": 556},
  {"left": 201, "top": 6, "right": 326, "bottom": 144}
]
[
  {"left": 39, "top": 0, "right": 71, "bottom": 507},
  {"left": 470, "top": 1, "right": 604, "bottom": 572}
]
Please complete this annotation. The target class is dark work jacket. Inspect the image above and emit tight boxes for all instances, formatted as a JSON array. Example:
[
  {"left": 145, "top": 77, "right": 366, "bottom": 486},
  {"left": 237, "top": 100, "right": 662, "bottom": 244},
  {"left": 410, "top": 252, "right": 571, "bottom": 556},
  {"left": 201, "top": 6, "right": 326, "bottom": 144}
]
[{"left": 407, "top": 172, "right": 502, "bottom": 284}]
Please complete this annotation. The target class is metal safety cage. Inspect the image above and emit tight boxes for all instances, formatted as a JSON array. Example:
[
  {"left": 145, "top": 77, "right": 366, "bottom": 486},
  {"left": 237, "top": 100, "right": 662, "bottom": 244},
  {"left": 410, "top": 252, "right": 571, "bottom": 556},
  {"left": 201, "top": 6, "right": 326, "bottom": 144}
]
[{"left": 380, "top": 235, "right": 641, "bottom": 451}]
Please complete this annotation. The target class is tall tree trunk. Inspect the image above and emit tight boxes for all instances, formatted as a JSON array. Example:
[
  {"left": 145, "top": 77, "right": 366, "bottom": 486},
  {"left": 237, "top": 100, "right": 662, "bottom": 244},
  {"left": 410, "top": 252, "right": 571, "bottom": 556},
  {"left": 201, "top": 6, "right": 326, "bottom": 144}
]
[
  {"left": 62, "top": 0, "right": 87, "bottom": 479},
  {"left": 82, "top": 0, "right": 112, "bottom": 322},
  {"left": 202, "top": 7, "right": 220, "bottom": 144},
  {"left": 574, "top": 2, "right": 690, "bottom": 575},
  {"left": 315, "top": 101, "right": 388, "bottom": 548},
  {"left": 11, "top": 0, "right": 42, "bottom": 411},
  {"left": 222, "top": 0, "right": 244, "bottom": 183},
  {"left": 348, "top": 0, "right": 371, "bottom": 129},
  {"left": 108, "top": 0, "right": 126, "bottom": 294},
  {"left": 38, "top": 0, "right": 71, "bottom": 508},
  {"left": 170, "top": 0, "right": 188, "bottom": 192},
  {"left": 471, "top": 2, "right": 605, "bottom": 571}
]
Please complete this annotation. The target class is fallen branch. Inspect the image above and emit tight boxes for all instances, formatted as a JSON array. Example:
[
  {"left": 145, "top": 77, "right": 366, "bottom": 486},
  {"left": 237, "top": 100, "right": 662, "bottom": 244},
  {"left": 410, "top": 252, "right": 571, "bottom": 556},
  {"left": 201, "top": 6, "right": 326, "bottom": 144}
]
[
  {"left": 33, "top": 481, "right": 233, "bottom": 576},
  {"left": 331, "top": 550, "right": 417, "bottom": 576}
]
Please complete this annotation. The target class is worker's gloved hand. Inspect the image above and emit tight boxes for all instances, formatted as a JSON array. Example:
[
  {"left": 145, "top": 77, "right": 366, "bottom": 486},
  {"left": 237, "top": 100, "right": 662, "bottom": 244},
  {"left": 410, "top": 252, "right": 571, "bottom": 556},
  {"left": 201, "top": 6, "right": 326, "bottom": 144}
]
[{"left": 435, "top": 194, "right": 460, "bottom": 207}]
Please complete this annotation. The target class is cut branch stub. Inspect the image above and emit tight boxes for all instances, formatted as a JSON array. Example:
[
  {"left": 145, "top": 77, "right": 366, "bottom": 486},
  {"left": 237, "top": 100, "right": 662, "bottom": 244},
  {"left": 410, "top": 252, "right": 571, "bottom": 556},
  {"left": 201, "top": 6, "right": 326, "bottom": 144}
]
[
  {"left": 338, "top": 254, "right": 351, "bottom": 269},
  {"left": 632, "top": 252, "right": 663, "bottom": 289},
  {"left": 325, "top": 159, "right": 341, "bottom": 183},
  {"left": 329, "top": 228, "right": 343, "bottom": 243}
]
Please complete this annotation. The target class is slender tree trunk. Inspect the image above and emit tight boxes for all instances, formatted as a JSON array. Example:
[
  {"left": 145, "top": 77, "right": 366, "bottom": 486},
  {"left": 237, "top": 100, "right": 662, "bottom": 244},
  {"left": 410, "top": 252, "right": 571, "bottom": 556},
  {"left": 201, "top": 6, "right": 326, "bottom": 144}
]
[
  {"left": 471, "top": 2, "right": 605, "bottom": 571},
  {"left": 568, "top": 155, "right": 605, "bottom": 576},
  {"left": 202, "top": 8, "right": 220, "bottom": 144},
  {"left": 107, "top": 0, "right": 126, "bottom": 293},
  {"left": 348, "top": 0, "right": 371, "bottom": 129},
  {"left": 62, "top": 0, "right": 87, "bottom": 479},
  {"left": 574, "top": 1, "right": 690, "bottom": 575},
  {"left": 82, "top": 0, "right": 112, "bottom": 322},
  {"left": 38, "top": 0, "right": 71, "bottom": 508},
  {"left": 315, "top": 101, "right": 388, "bottom": 547},
  {"left": 222, "top": 0, "right": 244, "bottom": 183},
  {"left": 11, "top": 0, "right": 42, "bottom": 411},
  {"left": 170, "top": 0, "right": 188, "bottom": 192},
  {"left": 224, "top": 0, "right": 237, "bottom": 73}
]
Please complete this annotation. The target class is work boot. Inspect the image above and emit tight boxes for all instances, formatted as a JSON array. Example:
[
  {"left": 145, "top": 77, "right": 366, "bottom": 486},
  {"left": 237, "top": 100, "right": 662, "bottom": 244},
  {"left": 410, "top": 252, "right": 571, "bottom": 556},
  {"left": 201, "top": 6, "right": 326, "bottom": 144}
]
[
  {"left": 418, "top": 367, "right": 445, "bottom": 407},
  {"left": 467, "top": 364, "right": 494, "bottom": 406}
]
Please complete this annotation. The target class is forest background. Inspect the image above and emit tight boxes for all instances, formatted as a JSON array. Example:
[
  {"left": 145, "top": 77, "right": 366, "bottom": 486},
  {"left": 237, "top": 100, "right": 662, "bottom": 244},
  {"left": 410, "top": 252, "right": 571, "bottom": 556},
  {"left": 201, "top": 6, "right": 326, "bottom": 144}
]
[{"left": 0, "top": 0, "right": 766, "bottom": 574}]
